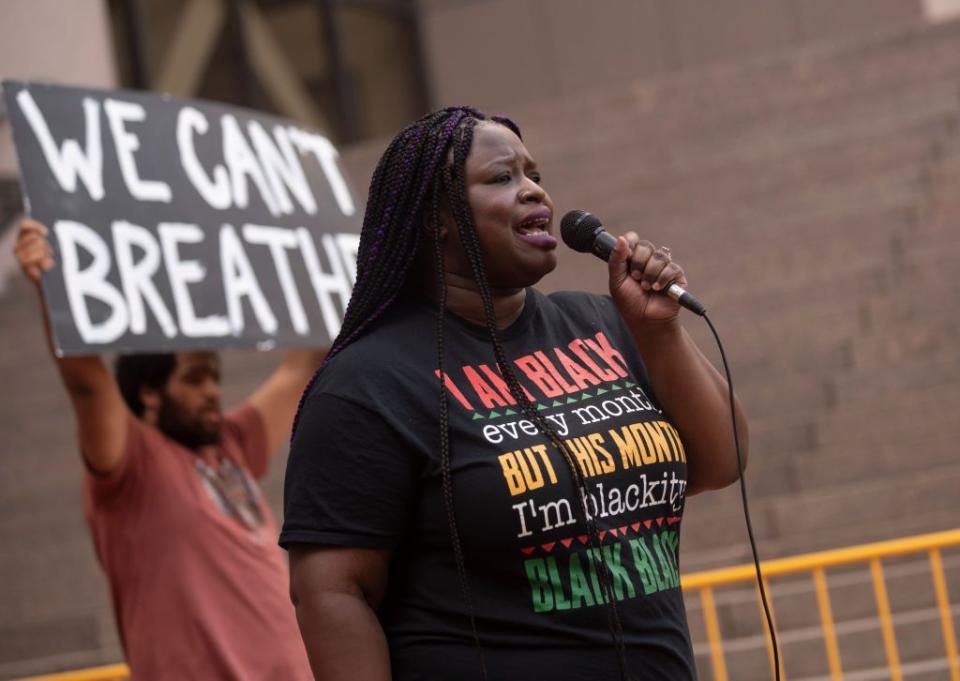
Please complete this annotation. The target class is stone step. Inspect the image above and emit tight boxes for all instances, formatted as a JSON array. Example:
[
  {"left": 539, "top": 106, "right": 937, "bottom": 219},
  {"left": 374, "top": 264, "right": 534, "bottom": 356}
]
[
  {"left": 571, "top": 159, "right": 926, "bottom": 247},
  {"left": 545, "top": 112, "right": 951, "bottom": 223},
  {"left": 708, "top": 302, "right": 875, "bottom": 365},
  {"left": 682, "top": 502, "right": 960, "bottom": 575},
  {"left": 786, "top": 428, "right": 958, "bottom": 497},
  {"left": 813, "top": 381, "right": 958, "bottom": 446},
  {"left": 684, "top": 215, "right": 916, "bottom": 301},
  {"left": 734, "top": 366, "right": 833, "bottom": 423},
  {"left": 517, "top": 19, "right": 960, "bottom": 144},
  {"left": 713, "top": 279, "right": 957, "bottom": 374},
  {"left": 728, "top": 315, "right": 953, "bottom": 403},
  {"left": 684, "top": 553, "right": 960, "bottom": 679},
  {"left": 0, "top": 650, "right": 125, "bottom": 681},
  {"left": 691, "top": 603, "right": 960, "bottom": 681},
  {"left": 765, "top": 467, "right": 960, "bottom": 548},
  {"left": 708, "top": 554, "right": 960, "bottom": 633},
  {"left": 685, "top": 548, "right": 960, "bottom": 623},
  {"left": 682, "top": 465, "right": 960, "bottom": 565},
  {"left": 738, "top": 381, "right": 957, "bottom": 472},
  {"left": 843, "top": 326, "right": 960, "bottom": 387},
  {"left": 688, "top": 393, "right": 960, "bottom": 503},
  {"left": 570, "top": 78, "right": 959, "bottom": 190},
  {"left": 713, "top": 424, "right": 952, "bottom": 503},
  {"left": 544, "top": 181, "right": 919, "bottom": 298},
  {"left": 789, "top": 658, "right": 960, "bottom": 681}
]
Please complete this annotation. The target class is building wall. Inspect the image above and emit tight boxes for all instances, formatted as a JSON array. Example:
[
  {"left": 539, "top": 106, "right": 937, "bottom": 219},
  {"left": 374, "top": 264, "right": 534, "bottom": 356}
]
[
  {"left": 418, "top": 0, "right": 924, "bottom": 114},
  {"left": 0, "top": 0, "right": 116, "bottom": 179}
]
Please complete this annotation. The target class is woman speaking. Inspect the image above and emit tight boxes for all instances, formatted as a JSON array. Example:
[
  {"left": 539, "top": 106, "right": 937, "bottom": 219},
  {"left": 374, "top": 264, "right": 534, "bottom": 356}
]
[{"left": 280, "top": 107, "right": 748, "bottom": 680}]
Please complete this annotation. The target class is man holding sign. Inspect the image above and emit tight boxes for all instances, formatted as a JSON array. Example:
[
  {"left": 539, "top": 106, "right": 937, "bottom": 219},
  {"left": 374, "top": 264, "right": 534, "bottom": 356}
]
[
  {"left": 15, "top": 218, "right": 318, "bottom": 679},
  {"left": 3, "top": 80, "right": 363, "bottom": 678}
]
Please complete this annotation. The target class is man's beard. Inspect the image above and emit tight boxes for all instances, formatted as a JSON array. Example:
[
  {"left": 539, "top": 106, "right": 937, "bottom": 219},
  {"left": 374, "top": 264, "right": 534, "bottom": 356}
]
[{"left": 156, "top": 398, "right": 222, "bottom": 449}]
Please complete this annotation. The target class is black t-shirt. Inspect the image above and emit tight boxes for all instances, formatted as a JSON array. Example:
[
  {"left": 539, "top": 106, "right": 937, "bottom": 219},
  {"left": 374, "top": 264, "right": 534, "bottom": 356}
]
[{"left": 281, "top": 289, "right": 696, "bottom": 681}]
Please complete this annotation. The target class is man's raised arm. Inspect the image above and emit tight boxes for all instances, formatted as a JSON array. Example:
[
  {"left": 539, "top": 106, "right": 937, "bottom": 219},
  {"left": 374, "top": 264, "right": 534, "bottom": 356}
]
[
  {"left": 14, "top": 218, "right": 129, "bottom": 475},
  {"left": 247, "top": 348, "right": 327, "bottom": 455}
]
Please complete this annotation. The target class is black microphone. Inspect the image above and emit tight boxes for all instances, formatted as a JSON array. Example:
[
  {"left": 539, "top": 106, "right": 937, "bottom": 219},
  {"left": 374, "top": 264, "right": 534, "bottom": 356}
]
[{"left": 560, "top": 209, "right": 706, "bottom": 316}]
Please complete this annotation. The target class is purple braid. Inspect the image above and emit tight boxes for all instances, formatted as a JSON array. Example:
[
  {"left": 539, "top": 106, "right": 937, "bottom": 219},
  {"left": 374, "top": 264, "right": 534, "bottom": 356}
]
[{"left": 291, "top": 107, "right": 508, "bottom": 439}]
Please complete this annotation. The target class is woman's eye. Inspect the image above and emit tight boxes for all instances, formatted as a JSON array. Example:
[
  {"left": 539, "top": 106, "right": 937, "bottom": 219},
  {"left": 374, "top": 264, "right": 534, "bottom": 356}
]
[
  {"left": 492, "top": 173, "right": 511, "bottom": 184},
  {"left": 529, "top": 173, "right": 542, "bottom": 184}
]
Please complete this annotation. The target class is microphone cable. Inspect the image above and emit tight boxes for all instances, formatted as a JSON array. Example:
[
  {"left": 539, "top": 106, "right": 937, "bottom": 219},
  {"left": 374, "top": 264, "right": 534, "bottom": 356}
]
[
  {"left": 700, "top": 309, "right": 782, "bottom": 681},
  {"left": 559, "top": 208, "right": 781, "bottom": 677}
]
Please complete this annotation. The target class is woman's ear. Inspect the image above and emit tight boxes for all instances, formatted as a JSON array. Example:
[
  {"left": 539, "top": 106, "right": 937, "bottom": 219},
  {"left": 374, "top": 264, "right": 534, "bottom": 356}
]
[
  {"left": 422, "top": 211, "right": 450, "bottom": 240},
  {"left": 423, "top": 188, "right": 453, "bottom": 239}
]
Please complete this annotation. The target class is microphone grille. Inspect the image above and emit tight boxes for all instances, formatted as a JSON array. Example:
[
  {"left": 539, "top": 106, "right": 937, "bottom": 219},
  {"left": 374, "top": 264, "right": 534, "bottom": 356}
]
[{"left": 560, "top": 210, "right": 602, "bottom": 252}]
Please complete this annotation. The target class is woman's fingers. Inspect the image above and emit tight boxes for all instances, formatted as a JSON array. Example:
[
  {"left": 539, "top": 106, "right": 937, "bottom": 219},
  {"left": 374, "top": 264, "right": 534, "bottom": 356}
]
[
  {"left": 653, "top": 261, "right": 687, "bottom": 291},
  {"left": 623, "top": 237, "right": 687, "bottom": 290},
  {"left": 626, "top": 236, "right": 655, "bottom": 281}
]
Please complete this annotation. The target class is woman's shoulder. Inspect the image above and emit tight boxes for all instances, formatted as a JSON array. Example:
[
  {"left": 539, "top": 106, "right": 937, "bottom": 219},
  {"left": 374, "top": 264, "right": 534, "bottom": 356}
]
[{"left": 308, "top": 296, "right": 435, "bottom": 398}]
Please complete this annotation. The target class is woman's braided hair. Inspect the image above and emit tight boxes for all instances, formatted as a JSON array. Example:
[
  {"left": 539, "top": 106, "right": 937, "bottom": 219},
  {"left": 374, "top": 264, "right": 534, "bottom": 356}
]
[{"left": 293, "top": 107, "right": 631, "bottom": 679}]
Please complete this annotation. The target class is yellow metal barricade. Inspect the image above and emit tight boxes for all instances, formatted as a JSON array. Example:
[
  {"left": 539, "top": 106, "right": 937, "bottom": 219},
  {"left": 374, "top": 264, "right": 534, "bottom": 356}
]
[
  {"left": 682, "top": 528, "right": 960, "bottom": 681},
  {"left": 17, "top": 664, "right": 130, "bottom": 681}
]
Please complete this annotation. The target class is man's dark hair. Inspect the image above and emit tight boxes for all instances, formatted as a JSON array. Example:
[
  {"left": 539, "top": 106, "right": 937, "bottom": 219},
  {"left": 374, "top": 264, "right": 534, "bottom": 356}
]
[{"left": 114, "top": 353, "right": 178, "bottom": 417}]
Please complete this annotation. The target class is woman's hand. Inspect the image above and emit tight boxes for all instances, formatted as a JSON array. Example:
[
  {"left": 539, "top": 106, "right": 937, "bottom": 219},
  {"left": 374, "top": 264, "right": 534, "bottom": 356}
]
[
  {"left": 607, "top": 231, "right": 747, "bottom": 493},
  {"left": 13, "top": 218, "right": 54, "bottom": 286},
  {"left": 607, "top": 231, "right": 687, "bottom": 327}
]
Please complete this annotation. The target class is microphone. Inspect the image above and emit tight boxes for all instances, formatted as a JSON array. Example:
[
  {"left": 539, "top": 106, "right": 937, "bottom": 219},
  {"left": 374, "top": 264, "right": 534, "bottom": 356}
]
[{"left": 560, "top": 210, "right": 706, "bottom": 316}]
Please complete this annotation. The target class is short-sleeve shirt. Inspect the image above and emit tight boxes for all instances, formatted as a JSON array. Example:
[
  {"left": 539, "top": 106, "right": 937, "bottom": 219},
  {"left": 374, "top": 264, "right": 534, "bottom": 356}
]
[
  {"left": 85, "top": 404, "right": 312, "bottom": 681},
  {"left": 281, "top": 289, "right": 696, "bottom": 680}
]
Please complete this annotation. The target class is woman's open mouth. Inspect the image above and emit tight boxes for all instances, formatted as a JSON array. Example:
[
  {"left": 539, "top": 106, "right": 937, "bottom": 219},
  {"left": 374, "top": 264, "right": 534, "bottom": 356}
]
[{"left": 515, "top": 215, "right": 557, "bottom": 249}]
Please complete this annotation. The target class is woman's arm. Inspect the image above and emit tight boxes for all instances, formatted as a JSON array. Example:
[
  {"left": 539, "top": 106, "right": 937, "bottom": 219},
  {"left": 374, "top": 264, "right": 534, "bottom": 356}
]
[
  {"left": 626, "top": 319, "right": 747, "bottom": 494},
  {"left": 607, "top": 234, "right": 748, "bottom": 495},
  {"left": 289, "top": 544, "right": 393, "bottom": 680}
]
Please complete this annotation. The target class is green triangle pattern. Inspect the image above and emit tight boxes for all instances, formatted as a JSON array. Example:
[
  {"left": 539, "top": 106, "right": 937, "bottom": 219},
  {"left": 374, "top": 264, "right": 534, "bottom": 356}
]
[
  {"left": 611, "top": 383, "right": 622, "bottom": 391},
  {"left": 596, "top": 387, "right": 608, "bottom": 395},
  {"left": 537, "top": 403, "right": 548, "bottom": 411},
  {"left": 504, "top": 408, "right": 517, "bottom": 416},
  {"left": 471, "top": 412, "right": 485, "bottom": 421},
  {"left": 565, "top": 396, "right": 577, "bottom": 404},
  {"left": 580, "top": 391, "right": 592, "bottom": 400},
  {"left": 552, "top": 400, "right": 564, "bottom": 408},
  {"left": 488, "top": 410, "right": 501, "bottom": 419}
]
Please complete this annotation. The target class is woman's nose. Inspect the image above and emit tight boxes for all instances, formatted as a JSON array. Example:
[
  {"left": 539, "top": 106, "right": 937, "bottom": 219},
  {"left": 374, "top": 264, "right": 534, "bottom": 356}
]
[{"left": 519, "top": 179, "right": 546, "bottom": 203}]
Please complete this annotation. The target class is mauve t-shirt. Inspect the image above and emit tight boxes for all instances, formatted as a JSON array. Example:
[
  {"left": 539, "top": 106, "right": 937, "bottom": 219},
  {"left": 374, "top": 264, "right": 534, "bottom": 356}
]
[{"left": 84, "top": 404, "right": 311, "bottom": 680}]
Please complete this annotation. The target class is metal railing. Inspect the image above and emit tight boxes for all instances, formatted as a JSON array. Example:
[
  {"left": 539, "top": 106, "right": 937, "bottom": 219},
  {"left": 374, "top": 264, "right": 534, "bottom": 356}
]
[
  {"left": 17, "top": 664, "right": 129, "bottom": 681},
  {"left": 16, "top": 528, "right": 960, "bottom": 681},
  {"left": 682, "top": 527, "right": 960, "bottom": 681}
]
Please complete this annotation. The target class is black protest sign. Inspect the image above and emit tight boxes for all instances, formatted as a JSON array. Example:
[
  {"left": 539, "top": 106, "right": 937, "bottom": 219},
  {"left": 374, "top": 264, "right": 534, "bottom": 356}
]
[{"left": 3, "top": 80, "right": 361, "bottom": 355}]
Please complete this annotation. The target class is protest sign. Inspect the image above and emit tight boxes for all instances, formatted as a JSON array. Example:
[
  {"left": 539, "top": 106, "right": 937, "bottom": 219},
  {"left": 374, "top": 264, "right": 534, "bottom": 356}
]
[{"left": 3, "top": 80, "right": 361, "bottom": 355}]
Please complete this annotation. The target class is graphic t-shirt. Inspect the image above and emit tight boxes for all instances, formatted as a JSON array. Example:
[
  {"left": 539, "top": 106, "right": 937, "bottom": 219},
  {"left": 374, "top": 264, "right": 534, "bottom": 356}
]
[
  {"left": 281, "top": 289, "right": 696, "bottom": 681},
  {"left": 85, "top": 404, "right": 312, "bottom": 681}
]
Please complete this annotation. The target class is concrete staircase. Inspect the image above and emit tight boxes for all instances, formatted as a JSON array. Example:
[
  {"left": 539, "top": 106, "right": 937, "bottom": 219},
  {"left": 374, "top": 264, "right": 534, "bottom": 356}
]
[{"left": 506, "top": 16, "right": 960, "bottom": 681}]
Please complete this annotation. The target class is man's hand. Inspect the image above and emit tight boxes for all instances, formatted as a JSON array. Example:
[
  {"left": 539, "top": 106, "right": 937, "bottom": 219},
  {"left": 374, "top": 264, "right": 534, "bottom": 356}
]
[{"left": 14, "top": 218, "right": 55, "bottom": 286}]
